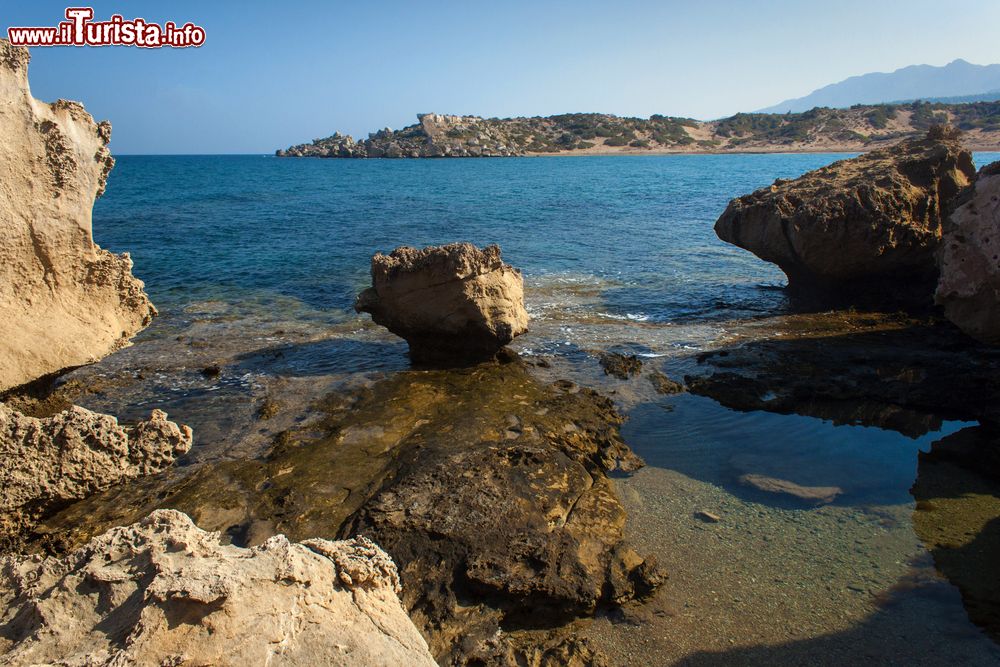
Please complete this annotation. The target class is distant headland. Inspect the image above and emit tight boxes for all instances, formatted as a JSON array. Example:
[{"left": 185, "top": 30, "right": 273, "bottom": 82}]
[{"left": 276, "top": 103, "right": 1000, "bottom": 158}]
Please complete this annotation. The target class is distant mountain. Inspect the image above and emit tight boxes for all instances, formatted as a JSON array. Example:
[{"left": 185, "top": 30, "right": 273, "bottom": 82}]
[{"left": 758, "top": 59, "right": 1000, "bottom": 113}]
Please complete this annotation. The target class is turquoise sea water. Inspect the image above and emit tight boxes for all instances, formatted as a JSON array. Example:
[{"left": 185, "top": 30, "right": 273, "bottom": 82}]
[
  {"left": 94, "top": 151, "right": 1000, "bottom": 324},
  {"left": 89, "top": 153, "right": 839, "bottom": 321}
]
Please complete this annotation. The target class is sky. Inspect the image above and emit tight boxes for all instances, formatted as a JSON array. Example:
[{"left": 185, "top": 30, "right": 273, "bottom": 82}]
[{"left": 4, "top": 0, "right": 1000, "bottom": 154}]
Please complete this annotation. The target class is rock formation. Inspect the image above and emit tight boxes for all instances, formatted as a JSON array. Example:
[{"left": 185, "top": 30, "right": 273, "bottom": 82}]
[
  {"left": 32, "top": 361, "right": 662, "bottom": 665},
  {"left": 936, "top": 161, "right": 1000, "bottom": 343},
  {"left": 0, "top": 509, "right": 437, "bottom": 666},
  {"left": 715, "top": 134, "right": 976, "bottom": 303},
  {"left": 685, "top": 312, "right": 1000, "bottom": 435},
  {"left": 0, "top": 39, "right": 156, "bottom": 392},
  {"left": 356, "top": 243, "right": 529, "bottom": 363},
  {"left": 0, "top": 403, "right": 192, "bottom": 536}
]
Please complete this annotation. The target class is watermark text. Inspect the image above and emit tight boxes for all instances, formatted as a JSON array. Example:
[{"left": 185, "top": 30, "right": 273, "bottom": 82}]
[{"left": 7, "top": 7, "right": 205, "bottom": 48}]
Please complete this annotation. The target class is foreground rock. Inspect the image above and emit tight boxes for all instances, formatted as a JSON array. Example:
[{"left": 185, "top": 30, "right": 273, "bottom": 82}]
[
  {"left": 936, "top": 161, "right": 1000, "bottom": 343},
  {"left": 0, "top": 403, "right": 191, "bottom": 541},
  {"left": 356, "top": 243, "right": 529, "bottom": 363},
  {"left": 33, "top": 361, "right": 661, "bottom": 665},
  {"left": 0, "top": 39, "right": 156, "bottom": 392},
  {"left": 715, "top": 133, "right": 976, "bottom": 304},
  {"left": 0, "top": 509, "right": 436, "bottom": 666}
]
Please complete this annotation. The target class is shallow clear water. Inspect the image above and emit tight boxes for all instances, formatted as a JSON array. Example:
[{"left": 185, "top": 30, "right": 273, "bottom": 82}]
[{"left": 83, "top": 152, "right": 1000, "bottom": 664}]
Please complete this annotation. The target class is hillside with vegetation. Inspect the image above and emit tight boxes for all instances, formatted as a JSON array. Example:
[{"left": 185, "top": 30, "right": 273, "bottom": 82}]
[{"left": 277, "top": 101, "right": 1000, "bottom": 158}]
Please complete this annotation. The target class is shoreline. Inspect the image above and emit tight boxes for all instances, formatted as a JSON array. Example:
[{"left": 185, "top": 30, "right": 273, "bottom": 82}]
[{"left": 273, "top": 143, "right": 1000, "bottom": 159}]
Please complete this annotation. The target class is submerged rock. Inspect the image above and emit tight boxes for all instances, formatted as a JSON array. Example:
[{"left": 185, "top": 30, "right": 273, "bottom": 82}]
[
  {"left": 0, "top": 403, "right": 191, "bottom": 539},
  {"left": 33, "top": 361, "right": 660, "bottom": 665},
  {"left": 686, "top": 313, "right": 1000, "bottom": 435},
  {"left": 355, "top": 243, "right": 529, "bottom": 363},
  {"left": 738, "top": 473, "right": 843, "bottom": 504},
  {"left": 715, "top": 134, "right": 976, "bottom": 304},
  {"left": 648, "top": 369, "right": 686, "bottom": 395},
  {"left": 0, "top": 40, "right": 156, "bottom": 392},
  {"left": 598, "top": 351, "right": 642, "bottom": 379},
  {"left": 0, "top": 509, "right": 436, "bottom": 666},
  {"left": 936, "top": 161, "right": 1000, "bottom": 343}
]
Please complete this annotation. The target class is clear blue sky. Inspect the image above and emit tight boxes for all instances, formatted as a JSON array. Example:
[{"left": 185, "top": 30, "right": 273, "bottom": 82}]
[{"left": 5, "top": 0, "right": 1000, "bottom": 154}]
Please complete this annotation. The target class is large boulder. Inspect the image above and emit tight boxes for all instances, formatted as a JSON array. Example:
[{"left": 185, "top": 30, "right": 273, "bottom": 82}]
[
  {"left": 355, "top": 243, "right": 529, "bottom": 363},
  {"left": 0, "top": 39, "right": 156, "bottom": 392},
  {"left": 0, "top": 403, "right": 191, "bottom": 535},
  {"left": 936, "top": 161, "right": 1000, "bottom": 343},
  {"left": 30, "top": 361, "right": 662, "bottom": 665},
  {"left": 715, "top": 135, "right": 976, "bottom": 304},
  {"left": 0, "top": 509, "right": 437, "bottom": 666}
]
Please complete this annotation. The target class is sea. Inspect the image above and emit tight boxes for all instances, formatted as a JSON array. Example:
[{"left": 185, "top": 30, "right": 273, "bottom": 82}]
[{"left": 79, "top": 152, "right": 1000, "bottom": 665}]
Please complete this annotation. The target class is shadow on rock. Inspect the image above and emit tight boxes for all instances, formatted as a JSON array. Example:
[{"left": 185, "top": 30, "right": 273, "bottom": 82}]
[{"left": 686, "top": 317, "right": 1000, "bottom": 437}]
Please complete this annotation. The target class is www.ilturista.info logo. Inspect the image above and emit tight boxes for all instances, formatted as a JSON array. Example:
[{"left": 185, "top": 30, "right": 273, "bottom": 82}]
[{"left": 7, "top": 8, "right": 205, "bottom": 48}]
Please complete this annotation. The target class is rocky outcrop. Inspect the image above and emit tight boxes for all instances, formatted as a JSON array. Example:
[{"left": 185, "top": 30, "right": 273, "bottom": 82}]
[
  {"left": 277, "top": 104, "right": 1000, "bottom": 159},
  {"left": 0, "top": 403, "right": 191, "bottom": 535},
  {"left": 31, "top": 361, "right": 662, "bottom": 665},
  {"left": 356, "top": 243, "right": 529, "bottom": 363},
  {"left": 0, "top": 509, "right": 437, "bottom": 666},
  {"left": 936, "top": 161, "right": 1000, "bottom": 343},
  {"left": 0, "top": 39, "right": 156, "bottom": 392},
  {"left": 685, "top": 312, "right": 1000, "bottom": 435},
  {"left": 715, "top": 135, "right": 976, "bottom": 304}
]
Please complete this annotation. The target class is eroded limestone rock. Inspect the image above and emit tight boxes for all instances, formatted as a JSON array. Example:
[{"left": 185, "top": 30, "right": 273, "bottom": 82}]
[
  {"left": 356, "top": 243, "right": 529, "bottom": 363},
  {"left": 0, "top": 402, "right": 191, "bottom": 535},
  {"left": 0, "top": 39, "right": 155, "bottom": 392},
  {"left": 715, "top": 134, "right": 976, "bottom": 304},
  {"left": 936, "top": 161, "right": 1000, "bottom": 343},
  {"left": 0, "top": 509, "right": 437, "bottom": 666}
]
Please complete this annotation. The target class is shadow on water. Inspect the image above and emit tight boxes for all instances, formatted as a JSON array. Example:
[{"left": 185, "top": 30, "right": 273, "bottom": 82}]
[
  {"left": 627, "top": 318, "right": 1000, "bottom": 649},
  {"left": 674, "top": 599, "right": 1000, "bottom": 666},
  {"left": 621, "top": 393, "right": 970, "bottom": 508},
  {"left": 684, "top": 320, "right": 1000, "bottom": 434},
  {"left": 231, "top": 338, "right": 410, "bottom": 376},
  {"left": 911, "top": 425, "right": 1000, "bottom": 643}
]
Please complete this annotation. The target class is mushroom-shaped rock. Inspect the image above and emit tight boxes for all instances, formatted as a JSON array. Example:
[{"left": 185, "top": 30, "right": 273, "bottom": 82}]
[
  {"left": 936, "top": 161, "right": 1000, "bottom": 343},
  {"left": 0, "top": 509, "right": 438, "bottom": 666},
  {"left": 0, "top": 39, "right": 156, "bottom": 391},
  {"left": 355, "top": 243, "right": 529, "bottom": 363},
  {"left": 714, "top": 135, "right": 976, "bottom": 304}
]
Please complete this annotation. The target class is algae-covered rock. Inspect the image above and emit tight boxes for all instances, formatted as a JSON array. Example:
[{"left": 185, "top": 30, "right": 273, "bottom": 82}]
[{"left": 31, "top": 360, "right": 659, "bottom": 665}]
